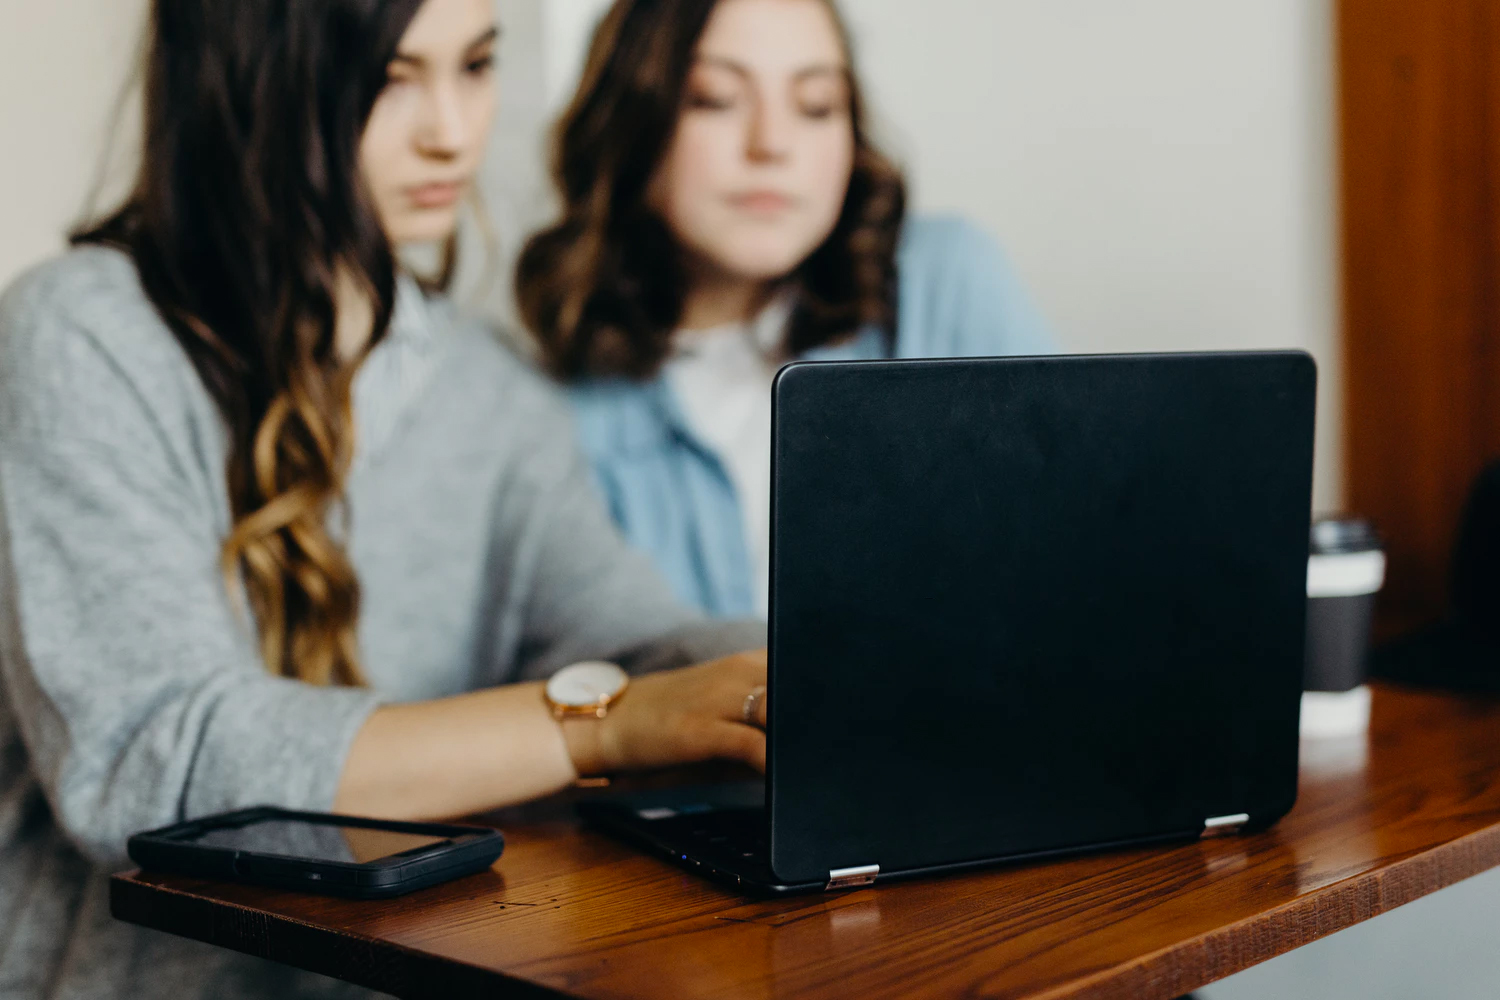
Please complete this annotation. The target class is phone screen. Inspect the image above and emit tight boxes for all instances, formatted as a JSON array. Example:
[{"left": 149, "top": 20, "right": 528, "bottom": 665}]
[{"left": 185, "top": 819, "right": 453, "bottom": 864}]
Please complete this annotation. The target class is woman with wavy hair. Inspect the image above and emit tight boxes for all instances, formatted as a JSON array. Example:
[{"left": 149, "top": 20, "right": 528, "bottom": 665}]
[
  {"left": 517, "top": 0, "right": 1056, "bottom": 618},
  {"left": 0, "top": 1, "right": 769, "bottom": 996}
]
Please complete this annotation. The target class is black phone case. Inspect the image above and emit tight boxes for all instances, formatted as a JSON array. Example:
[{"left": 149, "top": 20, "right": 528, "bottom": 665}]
[{"left": 127, "top": 806, "right": 505, "bottom": 899}]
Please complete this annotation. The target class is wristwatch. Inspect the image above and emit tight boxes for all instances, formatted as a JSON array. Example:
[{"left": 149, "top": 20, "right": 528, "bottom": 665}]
[{"left": 544, "top": 661, "right": 630, "bottom": 720}]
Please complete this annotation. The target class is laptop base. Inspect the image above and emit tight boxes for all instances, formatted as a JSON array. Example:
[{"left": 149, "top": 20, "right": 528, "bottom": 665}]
[{"left": 579, "top": 783, "right": 1215, "bottom": 897}]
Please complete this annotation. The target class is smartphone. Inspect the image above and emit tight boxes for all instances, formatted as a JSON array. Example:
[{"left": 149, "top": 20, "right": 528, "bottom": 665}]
[{"left": 128, "top": 806, "right": 505, "bottom": 898}]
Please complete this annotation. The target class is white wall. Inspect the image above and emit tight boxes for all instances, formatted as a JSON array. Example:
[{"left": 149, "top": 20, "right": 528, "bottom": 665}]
[
  {"left": 845, "top": 0, "right": 1342, "bottom": 509},
  {"left": 0, "top": 0, "right": 147, "bottom": 289}
]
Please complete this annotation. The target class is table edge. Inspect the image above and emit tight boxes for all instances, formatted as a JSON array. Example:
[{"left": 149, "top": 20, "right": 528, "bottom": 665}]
[
  {"left": 110, "top": 781, "right": 1500, "bottom": 999},
  {"left": 1050, "top": 820, "right": 1500, "bottom": 999},
  {"left": 108, "top": 873, "right": 565, "bottom": 1000}
]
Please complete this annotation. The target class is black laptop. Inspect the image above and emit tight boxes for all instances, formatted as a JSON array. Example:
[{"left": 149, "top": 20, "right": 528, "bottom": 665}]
[{"left": 580, "top": 351, "right": 1317, "bottom": 895}]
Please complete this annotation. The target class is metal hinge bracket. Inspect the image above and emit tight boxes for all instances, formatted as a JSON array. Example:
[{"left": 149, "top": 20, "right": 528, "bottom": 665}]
[
  {"left": 826, "top": 864, "right": 880, "bottom": 890},
  {"left": 1201, "top": 813, "right": 1250, "bottom": 838}
]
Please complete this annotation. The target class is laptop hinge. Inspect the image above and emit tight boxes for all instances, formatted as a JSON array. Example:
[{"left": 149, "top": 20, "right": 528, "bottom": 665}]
[
  {"left": 826, "top": 864, "right": 880, "bottom": 890},
  {"left": 1201, "top": 813, "right": 1250, "bottom": 838}
]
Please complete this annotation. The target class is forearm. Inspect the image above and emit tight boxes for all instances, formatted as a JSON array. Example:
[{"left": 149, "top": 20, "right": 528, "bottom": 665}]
[
  {"left": 333, "top": 681, "right": 578, "bottom": 821},
  {"left": 333, "top": 650, "right": 770, "bottom": 821}
]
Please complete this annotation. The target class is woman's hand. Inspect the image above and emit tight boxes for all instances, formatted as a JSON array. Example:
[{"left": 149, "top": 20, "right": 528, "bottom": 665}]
[
  {"left": 562, "top": 649, "right": 768, "bottom": 777},
  {"left": 337, "top": 649, "right": 768, "bottom": 822}
]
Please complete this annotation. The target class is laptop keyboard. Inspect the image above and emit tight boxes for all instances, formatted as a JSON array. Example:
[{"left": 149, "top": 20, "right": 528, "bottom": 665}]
[{"left": 648, "top": 807, "right": 770, "bottom": 869}]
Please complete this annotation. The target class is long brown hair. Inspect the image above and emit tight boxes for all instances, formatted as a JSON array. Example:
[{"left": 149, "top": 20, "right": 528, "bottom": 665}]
[
  {"left": 515, "top": 0, "right": 906, "bottom": 379},
  {"left": 73, "top": 0, "right": 431, "bottom": 686}
]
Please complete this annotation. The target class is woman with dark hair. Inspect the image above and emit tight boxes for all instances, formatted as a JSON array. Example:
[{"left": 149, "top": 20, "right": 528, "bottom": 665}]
[
  {"left": 517, "top": 0, "right": 1055, "bottom": 618},
  {"left": 0, "top": 1, "right": 769, "bottom": 996}
]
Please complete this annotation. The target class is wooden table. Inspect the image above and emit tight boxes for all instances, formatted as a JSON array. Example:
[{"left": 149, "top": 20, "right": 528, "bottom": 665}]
[{"left": 112, "top": 684, "right": 1500, "bottom": 999}]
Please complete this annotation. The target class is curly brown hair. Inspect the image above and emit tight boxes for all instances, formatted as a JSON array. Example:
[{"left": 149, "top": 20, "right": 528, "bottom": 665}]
[{"left": 515, "top": 0, "right": 906, "bottom": 380}]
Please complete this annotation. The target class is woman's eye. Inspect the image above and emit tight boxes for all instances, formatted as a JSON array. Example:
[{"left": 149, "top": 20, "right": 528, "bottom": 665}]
[
  {"left": 465, "top": 54, "right": 495, "bottom": 76},
  {"left": 686, "top": 91, "right": 736, "bottom": 112},
  {"left": 795, "top": 79, "right": 849, "bottom": 120},
  {"left": 384, "top": 62, "right": 417, "bottom": 87}
]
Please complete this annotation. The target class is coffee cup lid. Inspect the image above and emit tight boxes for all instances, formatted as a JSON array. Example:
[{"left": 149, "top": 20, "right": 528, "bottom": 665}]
[{"left": 1311, "top": 517, "right": 1381, "bottom": 555}]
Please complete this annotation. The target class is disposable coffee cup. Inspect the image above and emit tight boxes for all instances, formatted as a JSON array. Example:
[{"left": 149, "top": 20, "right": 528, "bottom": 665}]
[{"left": 1300, "top": 517, "right": 1385, "bottom": 738}]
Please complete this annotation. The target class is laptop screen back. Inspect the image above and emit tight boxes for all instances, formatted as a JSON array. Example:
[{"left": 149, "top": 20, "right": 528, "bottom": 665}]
[{"left": 767, "top": 352, "right": 1315, "bottom": 884}]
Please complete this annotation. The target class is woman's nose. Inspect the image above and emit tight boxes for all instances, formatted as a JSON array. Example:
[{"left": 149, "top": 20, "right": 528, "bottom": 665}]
[
  {"left": 746, "top": 99, "right": 793, "bottom": 163},
  {"left": 416, "top": 83, "right": 468, "bottom": 158}
]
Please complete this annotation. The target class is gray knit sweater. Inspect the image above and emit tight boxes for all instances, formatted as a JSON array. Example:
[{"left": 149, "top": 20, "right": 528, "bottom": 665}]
[{"left": 0, "top": 248, "right": 761, "bottom": 1000}]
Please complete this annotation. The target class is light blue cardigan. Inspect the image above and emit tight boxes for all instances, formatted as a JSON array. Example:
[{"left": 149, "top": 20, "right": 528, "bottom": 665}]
[{"left": 567, "top": 215, "right": 1056, "bottom": 617}]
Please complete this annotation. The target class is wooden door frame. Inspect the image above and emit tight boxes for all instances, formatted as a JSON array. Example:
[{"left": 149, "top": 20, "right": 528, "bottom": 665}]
[{"left": 1339, "top": 0, "right": 1500, "bottom": 636}]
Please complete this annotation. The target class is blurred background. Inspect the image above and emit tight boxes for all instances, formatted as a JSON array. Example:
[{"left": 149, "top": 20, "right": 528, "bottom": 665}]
[
  {"left": 2, "top": 1, "right": 1496, "bottom": 995},
  {"left": 0, "top": 0, "right": 1346, "bottom": 510}
]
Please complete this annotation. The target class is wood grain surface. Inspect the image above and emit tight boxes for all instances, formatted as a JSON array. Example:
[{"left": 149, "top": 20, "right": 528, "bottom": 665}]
[
  {"left": 113, "top": 685, "right": 1500, "bottom": 999},
  {"left": 1339, "top": 0, "right": 1500, "bottom": 637}
]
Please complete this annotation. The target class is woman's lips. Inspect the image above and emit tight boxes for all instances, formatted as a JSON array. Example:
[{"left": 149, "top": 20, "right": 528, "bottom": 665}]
[
  {"left": 729, "top": 190, "right": 795, "bottom": 214},
  {"left": 405, "top": 181, "right": 466, "bottom": 209}
]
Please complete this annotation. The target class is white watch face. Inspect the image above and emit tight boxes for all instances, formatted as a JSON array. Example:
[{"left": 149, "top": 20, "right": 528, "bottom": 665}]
[{"left": 546, "top": 661, "right": 628, "bottom": 708}]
